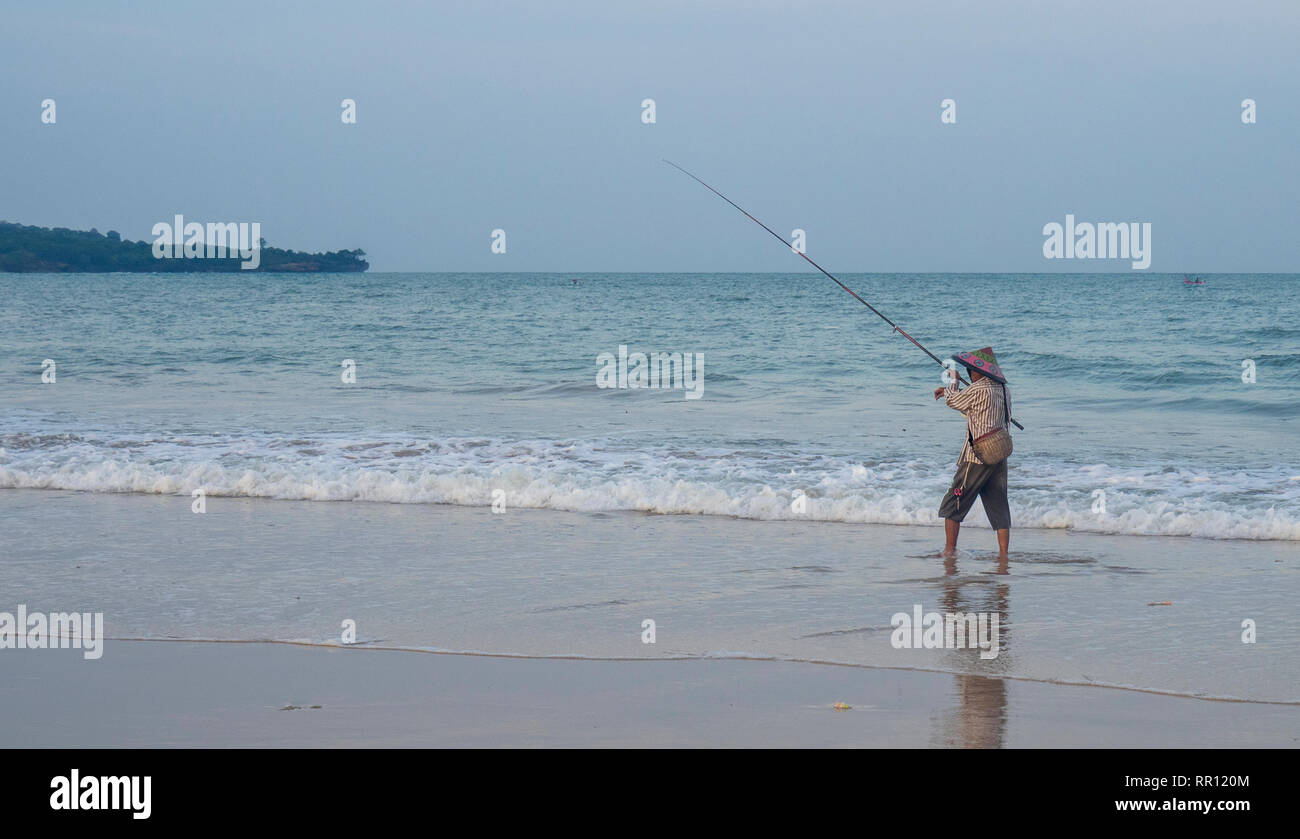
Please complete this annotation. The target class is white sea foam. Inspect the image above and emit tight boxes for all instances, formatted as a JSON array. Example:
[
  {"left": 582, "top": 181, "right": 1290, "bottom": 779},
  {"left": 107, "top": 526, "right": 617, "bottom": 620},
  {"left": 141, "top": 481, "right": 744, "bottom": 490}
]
[{"left": 3, "top": 430, "right": 1298, "bottom": 540}]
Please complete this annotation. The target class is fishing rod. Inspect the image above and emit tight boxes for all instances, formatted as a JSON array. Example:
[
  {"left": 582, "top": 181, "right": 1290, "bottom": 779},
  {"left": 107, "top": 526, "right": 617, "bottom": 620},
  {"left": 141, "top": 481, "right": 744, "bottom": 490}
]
[{"left": 664, "top": 159, "right": 1023, "bottom": 430}]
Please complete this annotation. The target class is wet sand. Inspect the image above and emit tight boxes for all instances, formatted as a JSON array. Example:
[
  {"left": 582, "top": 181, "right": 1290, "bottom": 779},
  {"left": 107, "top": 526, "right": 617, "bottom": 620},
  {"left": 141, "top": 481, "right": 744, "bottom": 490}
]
[
  {"left": 5, "top": 486, "right": 1298, "bottom": 746},
  {"left": 2, "top": 640, "right": 1297, "bottom": 747},
  {"left": 4, "top": 488, "right": 1296, "bottom": 705}
]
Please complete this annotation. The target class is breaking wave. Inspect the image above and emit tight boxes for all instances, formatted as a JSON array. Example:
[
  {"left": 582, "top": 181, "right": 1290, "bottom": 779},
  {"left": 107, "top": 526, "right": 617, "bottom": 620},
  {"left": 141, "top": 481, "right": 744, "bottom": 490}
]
[{"left": 3, "top": 430, "right": 1298, "bottom": 541}]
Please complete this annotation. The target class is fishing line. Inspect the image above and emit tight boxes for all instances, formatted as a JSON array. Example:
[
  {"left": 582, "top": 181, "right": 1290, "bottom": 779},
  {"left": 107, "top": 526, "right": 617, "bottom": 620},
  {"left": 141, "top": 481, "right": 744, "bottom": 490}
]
[{"left": 665, "top": 159, "right": 1023, "bottom": 430}]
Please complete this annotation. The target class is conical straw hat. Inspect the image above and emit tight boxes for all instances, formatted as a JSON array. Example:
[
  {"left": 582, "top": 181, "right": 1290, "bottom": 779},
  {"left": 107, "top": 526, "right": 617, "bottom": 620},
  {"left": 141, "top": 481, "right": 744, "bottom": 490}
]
[{"left": 954, "top": 346, "right": 1006, "bottom": 383}]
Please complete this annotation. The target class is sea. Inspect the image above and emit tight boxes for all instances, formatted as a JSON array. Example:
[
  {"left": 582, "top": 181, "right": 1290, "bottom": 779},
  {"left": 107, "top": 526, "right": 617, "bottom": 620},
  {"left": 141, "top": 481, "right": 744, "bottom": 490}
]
[{"left": 3, "top": 272, "right": 1297, "bottom": 704}]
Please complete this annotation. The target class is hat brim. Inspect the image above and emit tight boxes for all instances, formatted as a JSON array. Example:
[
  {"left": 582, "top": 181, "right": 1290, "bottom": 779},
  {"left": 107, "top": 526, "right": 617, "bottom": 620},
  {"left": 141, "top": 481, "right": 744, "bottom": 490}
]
[{"left": 956, "top": 357, "right": 1006, "bottom": 383}]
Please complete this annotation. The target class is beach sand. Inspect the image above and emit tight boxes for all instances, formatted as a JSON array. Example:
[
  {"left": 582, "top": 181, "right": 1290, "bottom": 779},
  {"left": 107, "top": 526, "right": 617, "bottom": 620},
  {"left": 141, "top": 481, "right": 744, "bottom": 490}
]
[
  {"left": 3, "top": 639, "right": 1297, "bottom": 747},
  {"left": 4, "top": 487, "right": 1298, "bottom": 746}
]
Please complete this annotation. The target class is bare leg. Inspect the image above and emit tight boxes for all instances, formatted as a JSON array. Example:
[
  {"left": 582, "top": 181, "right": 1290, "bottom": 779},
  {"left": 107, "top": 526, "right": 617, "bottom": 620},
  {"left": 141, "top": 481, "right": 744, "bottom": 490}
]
[
  {"left": 943, "top": 519, "right": 960, "bottom": 557},
  {"left": 996, "top": 528, "right": 1009, "bottom": 558}
]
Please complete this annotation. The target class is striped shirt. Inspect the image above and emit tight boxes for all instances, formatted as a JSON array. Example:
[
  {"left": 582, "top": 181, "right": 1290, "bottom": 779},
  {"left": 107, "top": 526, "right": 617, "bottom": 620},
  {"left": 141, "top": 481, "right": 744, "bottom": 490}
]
[{"left": 945, "top": 377, "right": 1012, "bottom": 464}]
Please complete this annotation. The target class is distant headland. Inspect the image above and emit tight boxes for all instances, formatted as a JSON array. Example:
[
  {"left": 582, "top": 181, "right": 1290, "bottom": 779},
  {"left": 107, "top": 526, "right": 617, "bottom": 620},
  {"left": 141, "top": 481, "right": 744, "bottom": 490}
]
[{"left": 0, "top": 221, "right": 368, "bottom": 272}]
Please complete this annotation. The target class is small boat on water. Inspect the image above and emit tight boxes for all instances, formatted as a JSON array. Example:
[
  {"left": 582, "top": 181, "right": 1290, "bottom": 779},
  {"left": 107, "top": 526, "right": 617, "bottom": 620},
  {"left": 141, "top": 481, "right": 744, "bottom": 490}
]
[{"left": 1183, "top": 275, "right": 1206, "bottom": 285}]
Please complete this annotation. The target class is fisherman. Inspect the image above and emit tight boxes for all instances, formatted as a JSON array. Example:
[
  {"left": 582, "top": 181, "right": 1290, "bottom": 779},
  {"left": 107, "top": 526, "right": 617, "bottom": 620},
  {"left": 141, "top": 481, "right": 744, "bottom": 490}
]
[{"left": 932, "top": 347, "right": 1012, "bottom": 558}]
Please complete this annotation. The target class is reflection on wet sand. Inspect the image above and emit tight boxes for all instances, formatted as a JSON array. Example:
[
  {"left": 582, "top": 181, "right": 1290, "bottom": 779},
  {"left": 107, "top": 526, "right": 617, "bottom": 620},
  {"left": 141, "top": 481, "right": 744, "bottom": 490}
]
[{"left": 934, "top": 553, "right": 1010, "bottom": 748}]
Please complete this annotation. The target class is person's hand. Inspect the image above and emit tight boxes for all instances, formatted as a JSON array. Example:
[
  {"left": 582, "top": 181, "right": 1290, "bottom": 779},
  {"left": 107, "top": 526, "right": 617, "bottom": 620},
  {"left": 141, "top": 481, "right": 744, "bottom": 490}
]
[{"left": 933, "top": 386, "right": 945, "bottom": 400}]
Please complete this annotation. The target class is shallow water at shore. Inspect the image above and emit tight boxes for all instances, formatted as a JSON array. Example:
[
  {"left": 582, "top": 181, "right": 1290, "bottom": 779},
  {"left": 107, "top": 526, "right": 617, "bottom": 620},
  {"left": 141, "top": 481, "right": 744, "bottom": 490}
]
[{"left": 5, "top": 489, "right": 1295, "bottom": 704}]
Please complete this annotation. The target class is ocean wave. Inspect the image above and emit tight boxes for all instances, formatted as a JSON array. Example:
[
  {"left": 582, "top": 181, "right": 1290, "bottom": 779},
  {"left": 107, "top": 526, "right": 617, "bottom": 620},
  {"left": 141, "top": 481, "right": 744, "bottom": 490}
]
[{"left": 2, "top": 430, "right": 1298, "bottom": 540}]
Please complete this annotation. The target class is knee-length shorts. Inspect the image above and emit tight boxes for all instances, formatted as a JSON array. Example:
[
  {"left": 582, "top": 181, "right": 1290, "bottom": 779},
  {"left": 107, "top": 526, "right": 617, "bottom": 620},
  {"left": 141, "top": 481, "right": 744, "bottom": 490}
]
[{"left": 938, "top": 459, "right": 1010, "bottom": 529}]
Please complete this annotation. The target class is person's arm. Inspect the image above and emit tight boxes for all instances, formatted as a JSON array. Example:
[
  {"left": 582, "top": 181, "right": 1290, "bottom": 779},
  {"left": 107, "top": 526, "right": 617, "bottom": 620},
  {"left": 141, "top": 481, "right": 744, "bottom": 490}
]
[{"left": 943, "top": 379, "right": 981, "bottom": 413}]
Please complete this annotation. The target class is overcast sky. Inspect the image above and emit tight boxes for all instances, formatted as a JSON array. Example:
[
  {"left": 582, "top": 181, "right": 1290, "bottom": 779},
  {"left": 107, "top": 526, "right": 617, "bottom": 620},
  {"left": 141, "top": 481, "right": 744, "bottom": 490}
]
[{"left": 3, "top": 0, "right": 1297, "bottom": 272}]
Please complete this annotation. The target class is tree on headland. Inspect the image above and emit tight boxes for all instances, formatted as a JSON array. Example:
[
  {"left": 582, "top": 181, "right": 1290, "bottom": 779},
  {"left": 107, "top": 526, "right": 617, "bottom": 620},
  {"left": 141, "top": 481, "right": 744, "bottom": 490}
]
[{"left": 0, "top": 221, "right": 369, "bottom": 272}]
